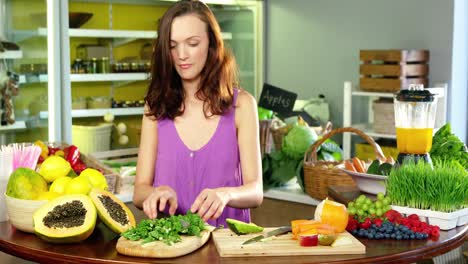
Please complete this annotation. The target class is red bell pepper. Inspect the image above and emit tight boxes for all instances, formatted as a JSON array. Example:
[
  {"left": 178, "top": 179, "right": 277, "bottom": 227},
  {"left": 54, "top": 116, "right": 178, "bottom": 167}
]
[{"left": 65, "top": 145, "right": 80, "bottom": 168}]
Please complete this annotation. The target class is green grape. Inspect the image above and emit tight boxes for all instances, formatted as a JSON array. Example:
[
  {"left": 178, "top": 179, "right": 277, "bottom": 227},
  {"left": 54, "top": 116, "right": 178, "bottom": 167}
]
[
  {"left": 376, "top": 208, "right": 383, "bottom": 217},
  {"left": 356, "top": 195, "right": 366, "bottom": 203},
  {"left": 348, "top": 207, "right": 357, "bottom": 215},
  {"left": 362, "top": 203, "right": 369, "bottom": 212},
  {"left": 348, "top": 201, "right": 355, "bottom": 208},
  {"left": 357, "top": 209, "right": 364, "bottom": 216},
  {"left": 384, "top": 204, "right": 392, "bottom": 212},
  {"left": 377, "top": 192, "right": 385, "bottom": 201},
  {"left": 369, "top": 207, "right": 376, "bottom": 215},
  {"left": 382, "top": 197, "right": 391, "bottom": 205},
  {"left": 365, "top": 198, "right": 372, "bottom": 205},
  {"left": 375, "top": 200, "right": 383, "bottom": 209}
]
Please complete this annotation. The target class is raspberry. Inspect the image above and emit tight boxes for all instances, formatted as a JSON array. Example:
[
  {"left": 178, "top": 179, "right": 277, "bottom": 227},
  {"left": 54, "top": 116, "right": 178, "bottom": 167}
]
[
  {"left": 360, "top": 218, "right": 372, "bottom": 229},
  {"left": 373, "top": 218, "right": 383, "bottom": 227}
]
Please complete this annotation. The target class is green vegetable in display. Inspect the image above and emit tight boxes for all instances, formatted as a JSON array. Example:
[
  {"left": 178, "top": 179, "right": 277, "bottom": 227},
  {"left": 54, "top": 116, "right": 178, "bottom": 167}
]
[
  {"left": 430, "top": 123, "right": 468, "bottom": 170},
  {"left": 121, "top": 212, "right": 205, "bottom": 245},
  {"left": 282, "top": 125, "right": 318, "bottom": 160},
  {"left": 257, "top": 106, "right": 274, "bottom": 120},
  {"left": 386, "top": 160, "right": 468, "bottom": 212}
]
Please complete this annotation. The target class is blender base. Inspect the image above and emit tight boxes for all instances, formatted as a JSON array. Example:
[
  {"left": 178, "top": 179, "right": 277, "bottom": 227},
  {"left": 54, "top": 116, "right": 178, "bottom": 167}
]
[{"left": 397, "top": 153, "right": 432, "bottom": 166}]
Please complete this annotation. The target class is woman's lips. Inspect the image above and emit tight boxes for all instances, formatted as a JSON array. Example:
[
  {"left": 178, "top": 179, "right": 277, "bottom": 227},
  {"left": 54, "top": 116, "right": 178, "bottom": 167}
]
[{"left": 179, "top": 64, "right": 191, "bottom": 69}]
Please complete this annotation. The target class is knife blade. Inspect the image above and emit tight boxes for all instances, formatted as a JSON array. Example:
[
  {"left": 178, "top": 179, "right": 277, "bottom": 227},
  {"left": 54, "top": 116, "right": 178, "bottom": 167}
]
[{"left": 242, "top": 226, "right": 292, "bottom": 245}]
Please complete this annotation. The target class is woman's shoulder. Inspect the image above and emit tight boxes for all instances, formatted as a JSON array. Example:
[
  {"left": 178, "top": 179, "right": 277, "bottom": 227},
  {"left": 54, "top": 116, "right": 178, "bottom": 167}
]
[{"left": 235, "top": 88, "right": 256, "bottom": 109}]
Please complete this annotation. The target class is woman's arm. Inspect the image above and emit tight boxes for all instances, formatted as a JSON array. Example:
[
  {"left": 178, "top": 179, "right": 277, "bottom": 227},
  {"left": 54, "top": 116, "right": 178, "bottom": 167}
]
[
  {"left": 191, "top": 90, "right": 263, "bottom": 221},
  {"left": 227, "top": 89, "right": 263, "bottom": 208},
  {"left": 133, "top": 104, "right": 159, "bottom": 208}
]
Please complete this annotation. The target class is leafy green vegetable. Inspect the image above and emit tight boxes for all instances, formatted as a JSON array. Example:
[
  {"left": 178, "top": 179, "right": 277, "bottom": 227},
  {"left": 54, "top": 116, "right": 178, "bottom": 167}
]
[
  {"left": 386, "top": 160, "right": 468, "bottom": 212},
  {"left": 430, "top": 123, "right": 468, "bottom": 170},
  {"left": 258, "top": 107, "right": 274, "bottom": 120},
  {"left": 121, "top": 211, "right": 205, "bottom": 245},
  {"left": 282, "top": 125, "right": 318, "bottom": 160},
  {"left": 262, "top": 150, "right": 298, "bottom": 189}
]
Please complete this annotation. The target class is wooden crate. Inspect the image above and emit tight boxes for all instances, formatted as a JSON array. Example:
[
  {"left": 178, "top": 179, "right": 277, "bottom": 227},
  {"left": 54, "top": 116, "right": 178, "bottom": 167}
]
[
  {"left": 89, "top": 148, "right": 139, "bottom": 195},
  {"left": 359, "top": 49, "right": 429, "bottom": 92}
]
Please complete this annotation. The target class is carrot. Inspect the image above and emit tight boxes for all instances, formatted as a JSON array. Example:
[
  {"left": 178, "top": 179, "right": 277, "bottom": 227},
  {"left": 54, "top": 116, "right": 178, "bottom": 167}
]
[
  {"left": 352, "top": 157, "right": 366, "bottom": 173},
  {"left": 344, "top": 160, "right": 357, "bottom": 172}
]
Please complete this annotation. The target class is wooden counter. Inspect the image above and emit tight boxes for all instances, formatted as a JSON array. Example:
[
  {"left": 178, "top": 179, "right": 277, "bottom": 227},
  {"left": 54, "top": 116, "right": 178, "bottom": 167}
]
[{"left": 0, "top": 203, "right": 466, "bottom": 264}]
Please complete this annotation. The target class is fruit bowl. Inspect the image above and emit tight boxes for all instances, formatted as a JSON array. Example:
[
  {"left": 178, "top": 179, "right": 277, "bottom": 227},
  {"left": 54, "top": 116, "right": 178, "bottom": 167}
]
[
  {"left": 4, "top": 193, "right": 47, "bottom": 233},
  {"left": 335, "top": 164, "right": 387, "bottom": 195}
]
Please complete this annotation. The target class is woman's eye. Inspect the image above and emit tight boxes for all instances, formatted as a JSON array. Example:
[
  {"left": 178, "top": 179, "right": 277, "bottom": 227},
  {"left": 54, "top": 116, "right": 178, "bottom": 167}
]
[{"left": 189, "top": 43, "right": 199, "bottom": 47}]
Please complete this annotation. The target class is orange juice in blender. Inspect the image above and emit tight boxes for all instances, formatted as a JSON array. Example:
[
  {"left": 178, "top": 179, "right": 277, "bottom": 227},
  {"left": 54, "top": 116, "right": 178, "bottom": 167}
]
[
  {"left": 395, "top": 127, "right": 433, "bottom": 154},
  {"left": 394, "top": 85, "right": 437, "bottom": 164}
]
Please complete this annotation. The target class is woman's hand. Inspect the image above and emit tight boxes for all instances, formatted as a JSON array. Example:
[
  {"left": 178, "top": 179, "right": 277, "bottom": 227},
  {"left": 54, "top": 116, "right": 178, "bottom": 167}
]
[
  {"left": 190, "top": 188, "right": 231, "bottom": 222},
  {"left": 142, "top": 186, "right": 178, "bottom": 219}
]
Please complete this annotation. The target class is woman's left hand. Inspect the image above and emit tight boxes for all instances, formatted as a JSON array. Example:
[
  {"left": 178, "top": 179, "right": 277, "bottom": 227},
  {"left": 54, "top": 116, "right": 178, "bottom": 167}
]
[{"left": 190, "top": 188, "right": 230, "bottom": 222}]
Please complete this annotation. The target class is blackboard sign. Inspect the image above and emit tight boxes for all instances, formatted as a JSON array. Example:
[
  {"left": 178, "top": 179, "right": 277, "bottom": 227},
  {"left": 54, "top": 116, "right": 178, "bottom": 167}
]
[{"left": 258, "top": 83, "right": 297, "bottom": 116}]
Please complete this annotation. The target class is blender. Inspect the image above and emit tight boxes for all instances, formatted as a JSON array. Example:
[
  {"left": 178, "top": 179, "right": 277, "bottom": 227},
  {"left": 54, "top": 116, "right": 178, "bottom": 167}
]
[{"left": 394, "top": 84, "right": 438, "bottom": 165}]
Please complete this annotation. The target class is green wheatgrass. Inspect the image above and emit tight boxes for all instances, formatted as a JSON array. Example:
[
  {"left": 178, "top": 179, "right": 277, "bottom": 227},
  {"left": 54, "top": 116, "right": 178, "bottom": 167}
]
[{"left": 386, "top": 161, "right": 468, "bottom": 212}]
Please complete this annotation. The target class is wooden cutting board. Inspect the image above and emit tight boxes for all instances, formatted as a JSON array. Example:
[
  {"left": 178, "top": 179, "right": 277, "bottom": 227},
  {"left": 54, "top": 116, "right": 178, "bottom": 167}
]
[
  {"left": 212, "top": 228, "right": 365, "bottom": 257},
  {"left": 116, "top": 226, "right": 215, "bottom": 258}
]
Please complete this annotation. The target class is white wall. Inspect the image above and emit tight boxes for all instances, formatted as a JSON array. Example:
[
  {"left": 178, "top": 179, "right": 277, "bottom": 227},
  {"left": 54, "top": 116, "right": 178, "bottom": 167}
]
[{"left": 265, "top": 0, "right": 457, "bottom": 140}]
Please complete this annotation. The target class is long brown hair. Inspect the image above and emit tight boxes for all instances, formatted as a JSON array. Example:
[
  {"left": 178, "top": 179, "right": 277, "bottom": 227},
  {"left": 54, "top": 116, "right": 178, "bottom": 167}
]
[{"left": 145, "top": 0, "right": 238, "bottom": 120}]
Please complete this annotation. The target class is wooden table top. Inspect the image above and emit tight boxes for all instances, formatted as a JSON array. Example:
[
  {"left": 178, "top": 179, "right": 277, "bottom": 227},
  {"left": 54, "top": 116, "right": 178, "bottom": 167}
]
[{"left": 0, "top": 203, "right": 467, "bottom": 264}]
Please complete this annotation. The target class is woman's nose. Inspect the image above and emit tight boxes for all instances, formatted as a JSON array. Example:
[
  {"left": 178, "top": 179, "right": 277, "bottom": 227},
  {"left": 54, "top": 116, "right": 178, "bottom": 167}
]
[{"left": 177, "top": 45, "right": 188, "bottom": 60}]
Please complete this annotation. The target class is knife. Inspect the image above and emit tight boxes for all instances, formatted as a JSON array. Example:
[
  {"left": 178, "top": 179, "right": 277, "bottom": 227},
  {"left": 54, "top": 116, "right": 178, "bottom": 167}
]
[{"left": 242, "top": 226, "right": 292, "bottom": 245}]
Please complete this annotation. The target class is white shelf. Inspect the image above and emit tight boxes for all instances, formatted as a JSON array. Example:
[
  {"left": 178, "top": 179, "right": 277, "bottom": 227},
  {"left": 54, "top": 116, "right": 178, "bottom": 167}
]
[
  {"left": 19, "top": 73, "right": 148, "bottom": 84},
  {"left": 0, "top": 121, "right": 27, "bottom": 132},
  {"left": 351, "top": 123, "right": 396, "bottom": 139},
  {"left": 352, "top": 90, "right": 394, "bottom": 98},
  {"left": 39, "top": 107, "right": 144, "bottom": 119},
  {"left": 70, "top": 73, "right": 148, "bottom": 82},
  {"left": 0, "top": 50, "right": 23, "bottom": 59},
  {"left": 16, "top": 28, "right": 232, "bottom": 43}
]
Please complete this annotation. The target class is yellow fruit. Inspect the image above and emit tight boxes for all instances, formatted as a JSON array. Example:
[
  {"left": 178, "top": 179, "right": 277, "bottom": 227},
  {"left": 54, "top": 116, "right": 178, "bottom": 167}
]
[
  {"left": 314, "top": 198, "right": 348, "bottom": 233},
  {"left": 331, "top": 236, "right": 353, "bottom": 247},
  {"left": 79, "top": 168, "right": 108, "bottom": 191},
  {"left": 50, "top": 177, "right": 73, "bottom": 194},
  {"left": 64, "top": 176, "right": 92, "bottom": 195},
  {"left": 39, "top": 156, "right": 72, "bottom": 183},
  {"left": 36, "top": 191, "right": 61, "bottom": 201},
  {"left": 6, "top": 168, "right": 48, "bottom": 200}
]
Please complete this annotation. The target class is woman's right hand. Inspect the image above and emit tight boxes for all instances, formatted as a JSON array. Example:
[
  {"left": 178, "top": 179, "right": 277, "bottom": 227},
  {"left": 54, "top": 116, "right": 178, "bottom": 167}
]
[{"left": 142, "top": 186, "right": 178, "bottom": 219}]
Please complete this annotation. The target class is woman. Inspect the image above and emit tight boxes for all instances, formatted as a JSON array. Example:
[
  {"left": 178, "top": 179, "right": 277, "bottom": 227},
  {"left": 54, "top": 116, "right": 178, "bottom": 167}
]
[{"left": 133, "top": 0, "right": 263, "bottom": 227}]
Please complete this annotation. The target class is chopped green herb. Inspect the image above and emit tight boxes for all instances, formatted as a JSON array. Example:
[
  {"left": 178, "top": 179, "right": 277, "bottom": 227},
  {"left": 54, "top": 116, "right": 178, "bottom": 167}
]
[{"left": 121, "top": 211, "right": 206, "bottom": 245}]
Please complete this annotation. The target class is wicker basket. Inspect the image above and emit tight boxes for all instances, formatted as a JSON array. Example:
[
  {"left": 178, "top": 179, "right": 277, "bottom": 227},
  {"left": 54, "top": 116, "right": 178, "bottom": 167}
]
[
  {"left": 303, "top": 127, "right": 386, "bottom": 200},
  {"left": 259, "top": 120, "right": 273, "bottom": 156}
]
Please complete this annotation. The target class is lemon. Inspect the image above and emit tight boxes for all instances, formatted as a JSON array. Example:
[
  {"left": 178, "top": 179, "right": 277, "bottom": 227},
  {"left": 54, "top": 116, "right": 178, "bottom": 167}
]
[
  {"left": 79, "top": 168, "right": 108, "bottom": 191},
  {"left": 64, "top": 176, "right": 92, "bottom": 195},
  {"left": 36, "top": 191, "right": 61, "bottom": 201},
  {"left": 50, "top": 176, "right": 73, "bottom": 194},
  {"left": 39, "top": 156, "right": 72, "bottom": 183}
]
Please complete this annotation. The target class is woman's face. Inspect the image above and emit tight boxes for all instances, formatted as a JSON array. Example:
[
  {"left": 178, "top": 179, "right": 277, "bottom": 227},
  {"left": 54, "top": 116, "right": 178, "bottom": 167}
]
[{"left": 170, "top": 14, "right": 209, "bottom": 83}]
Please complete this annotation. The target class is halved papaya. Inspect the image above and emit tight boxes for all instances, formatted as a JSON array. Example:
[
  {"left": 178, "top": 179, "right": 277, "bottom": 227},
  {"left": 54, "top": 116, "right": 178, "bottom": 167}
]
[
  {"left": 89, "top": 188, "right": 136, "bottom": 234},
  {"left": 33, "top": 194, "right": 97, "bottom": 243}
]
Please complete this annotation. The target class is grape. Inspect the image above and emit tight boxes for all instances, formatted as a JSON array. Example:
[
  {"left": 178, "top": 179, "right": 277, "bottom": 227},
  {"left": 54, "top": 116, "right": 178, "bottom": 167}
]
[
  {"left": 362, "top": 204, "right": 370, "bottom": 212},
  {"left": 382, "top": 197, "right": 391, "bottom": 205},
  {"left": 375, "top": 201, "right": 383, "bottom": 209},
  {"left": 376, "top": 208, "right": 383, "bottom": 217},
  {"left": 369, "top": 207, "right": 376, "bottom": 215},
  {"left": 348, "top": 201, "right": 355, "bottom": 208},
  {"left": 348, "top": 207, "right": 357, "bottom": 215},
  {"left": 357, "top": 195, "right": 366, "bottom": 203},
  {"left": 377, "top": 192, "right": 385, "bottom": 201},
  {"left": 365, "top": 198, "right": 372, "bottom": 205},
  {"left": 357, "top": 209, "right": 364, "bottom": 216}
]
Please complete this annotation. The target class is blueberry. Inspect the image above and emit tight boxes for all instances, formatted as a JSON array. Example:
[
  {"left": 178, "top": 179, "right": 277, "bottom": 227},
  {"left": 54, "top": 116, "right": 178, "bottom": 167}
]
[
  {"left": 352, "top": 229, "right": 358, "bottom": 235},
  {"left": 403, "top": 235, "right": 409, "bottom": 240},
  {"left": 368, "top": 233, "right": 374, "bottom": 239},
  {"left": 390, "top": 233, "right": 396, "bottom": 239},
  {"left": 410, "top": 234, "right": 415, "bottom": 239},
  {"left": 396, "top": 235, "right": 402, "bottom": 240},
  {"left": 384, "top": 233, "right": 390, "bottom": 239},
  {"left": 371, "top": 224, "right": 377, "bottom": 229}
]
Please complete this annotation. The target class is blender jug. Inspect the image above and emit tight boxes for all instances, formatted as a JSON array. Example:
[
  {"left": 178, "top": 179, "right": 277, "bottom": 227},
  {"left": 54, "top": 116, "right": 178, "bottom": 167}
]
[{"left": 394, "top": 84, "right": 437, "bottom": 164}]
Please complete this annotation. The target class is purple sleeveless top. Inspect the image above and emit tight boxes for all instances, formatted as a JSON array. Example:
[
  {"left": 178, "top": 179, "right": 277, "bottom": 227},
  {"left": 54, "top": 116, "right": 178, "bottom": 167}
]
[{"left": 153, "top": 89, "right": 250, "bottom": 227}]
